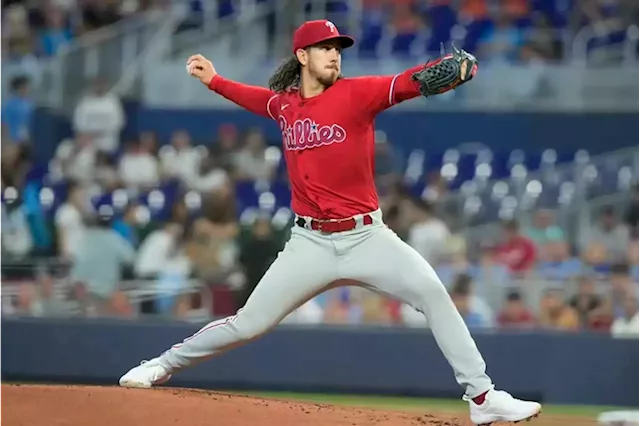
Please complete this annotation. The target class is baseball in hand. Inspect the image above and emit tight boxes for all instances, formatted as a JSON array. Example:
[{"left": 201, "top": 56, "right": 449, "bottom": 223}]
[{"left": 186, "top": 54, "right": 217, "bottom": 85}]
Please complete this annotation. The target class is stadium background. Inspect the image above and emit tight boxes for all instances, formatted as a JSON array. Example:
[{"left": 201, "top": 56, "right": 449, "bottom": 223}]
[{"left": 1, "top": 0, "right": 639, "bottom": 423}]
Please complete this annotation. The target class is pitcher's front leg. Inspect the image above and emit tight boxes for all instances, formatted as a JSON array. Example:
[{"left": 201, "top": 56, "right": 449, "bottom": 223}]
[
  {"left": 342, "top": 227, "right": 541, "bottom": 425},
  {"left": 119, "top": 227, "right": 337, "bottom": 388}
]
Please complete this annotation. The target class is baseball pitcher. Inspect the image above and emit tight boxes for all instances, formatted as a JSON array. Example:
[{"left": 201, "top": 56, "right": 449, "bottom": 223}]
[{"left": 119, "top": 20, "right": 541, "bottom": 426}]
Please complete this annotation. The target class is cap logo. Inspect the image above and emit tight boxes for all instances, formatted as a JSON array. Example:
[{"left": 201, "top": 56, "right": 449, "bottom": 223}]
[{"left": 325, "top": 21, "right": 336, "bottom": 33}]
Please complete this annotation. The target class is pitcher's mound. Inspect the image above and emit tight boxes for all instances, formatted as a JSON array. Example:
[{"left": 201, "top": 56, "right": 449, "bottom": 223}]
[{"left": 3, "top": 384, "right": 467, "bottom": 426}]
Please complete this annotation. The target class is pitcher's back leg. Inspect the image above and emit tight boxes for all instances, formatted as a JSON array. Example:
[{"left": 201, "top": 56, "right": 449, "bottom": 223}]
[{"left": 120, "top": 227, "right": 337, "bottom": 387}]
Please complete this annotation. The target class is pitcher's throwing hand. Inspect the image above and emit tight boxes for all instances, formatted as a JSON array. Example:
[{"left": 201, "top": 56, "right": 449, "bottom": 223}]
[{"left": 186, "top": 54, "right": 216, "bottom": 85}]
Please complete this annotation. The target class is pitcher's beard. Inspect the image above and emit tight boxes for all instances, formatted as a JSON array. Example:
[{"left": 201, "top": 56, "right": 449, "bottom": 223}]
[{"left": 318, "top": 72, "right": 339, "bottom": 88}]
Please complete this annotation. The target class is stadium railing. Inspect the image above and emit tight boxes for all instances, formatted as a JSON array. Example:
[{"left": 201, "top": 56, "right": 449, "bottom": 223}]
[
  {"left": 36, "top": 10, "right": 177, "bottom": 112},
  {"left": 571, "top": 23, "right": 639, "bottom": 65},
  {"left": 0, "top": 259, "right": 211, "bottom": 321}
]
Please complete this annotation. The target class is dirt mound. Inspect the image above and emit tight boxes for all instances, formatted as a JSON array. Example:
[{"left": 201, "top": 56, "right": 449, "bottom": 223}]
[{"left": 3, "top": 384, "right": 466, "bottom": 426}]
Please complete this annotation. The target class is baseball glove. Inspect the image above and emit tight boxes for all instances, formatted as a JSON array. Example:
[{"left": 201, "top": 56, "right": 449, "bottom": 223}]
[{"left": 411, "top": 43, "right": 478, "bottom": 97}]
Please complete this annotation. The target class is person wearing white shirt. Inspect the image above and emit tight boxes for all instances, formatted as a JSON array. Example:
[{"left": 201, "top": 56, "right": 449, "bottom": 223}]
[
  {"left": 611, "top": 297, "right": 639, "bottom": 339},
  {"left": 54, "top": 183, "right": 87, "bottom": 260},
  {"left": 407, "top": 197, "right": 450, "bottom": 264},
  {"left": 135, "top": 222, "right": 184, "bottom": 278},
  {"left": 119, "top": 140, "right": 160, "bottom": 190},
  {"left": 73, "top": 78, "right": 125, "bottom": 153},
  {"left": 50, "top": 133, "right": 97, "bottom": 185},
  {"left": 1, "top": 197, "right": 33, "bottom": 259},
  {"left": 160, "top": 130, "right": 202, "bottom": 185},
  {"left": 234, "top": 128, "right": 274, "bottom": 181}
]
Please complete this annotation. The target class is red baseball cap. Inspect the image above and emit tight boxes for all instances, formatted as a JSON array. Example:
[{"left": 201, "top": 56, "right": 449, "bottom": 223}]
[{"left": 292, "top": 20, "right": 355, "bottom": 54}]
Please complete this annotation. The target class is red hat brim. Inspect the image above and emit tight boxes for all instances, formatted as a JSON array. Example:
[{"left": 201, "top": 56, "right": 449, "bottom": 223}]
[{"left": 296, "top": 34, "right": 355, "bottom": 51}]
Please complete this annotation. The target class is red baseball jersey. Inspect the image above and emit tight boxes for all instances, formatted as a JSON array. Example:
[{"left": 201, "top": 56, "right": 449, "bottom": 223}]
[{"left": 209, "top": 64, "right": 426, "bottom": 219}]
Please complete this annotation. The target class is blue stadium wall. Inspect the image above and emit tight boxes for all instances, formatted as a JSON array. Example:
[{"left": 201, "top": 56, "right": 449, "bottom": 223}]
[
  {"left": 2, "top": 318, "right": 637, "bottom": 407},
  {"left": 31, "top": 103, "right": 638, "bottom": 163}
]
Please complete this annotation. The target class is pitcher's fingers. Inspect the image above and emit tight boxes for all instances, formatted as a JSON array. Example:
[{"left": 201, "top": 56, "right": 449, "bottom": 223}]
[
  {"left": 187, "top": 63, "right": 201, "bottom": 75},
  {"left": 187, "top": 54, "right": 205, "bottom": 65}
]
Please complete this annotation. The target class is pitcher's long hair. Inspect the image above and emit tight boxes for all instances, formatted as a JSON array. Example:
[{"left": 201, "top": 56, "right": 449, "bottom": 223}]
[{"left": 268, "top": 55, "right": 301, "bottom": 93}]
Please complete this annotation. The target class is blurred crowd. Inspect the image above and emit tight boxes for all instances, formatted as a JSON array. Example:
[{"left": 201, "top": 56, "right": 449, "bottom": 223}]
[
  {"left": 2, "top": 0, "right": 171, "bottom": 59},
  {"left": 3, "top": 0, "right": 637, "bottom": 68},
  {"left": 353, "top": 0, "right": 638, "bottom": 61}
]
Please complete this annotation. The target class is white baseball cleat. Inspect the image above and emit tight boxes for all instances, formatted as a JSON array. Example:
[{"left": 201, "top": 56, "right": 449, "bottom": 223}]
[
  {"left": 119, "top": 358, "right": 172, "bottom": 389},
  {"left": 464, "top": 387, "right": 542, "bottom": 425}
]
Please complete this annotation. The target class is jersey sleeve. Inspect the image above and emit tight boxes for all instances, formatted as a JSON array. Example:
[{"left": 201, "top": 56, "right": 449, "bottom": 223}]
[
  {"left": 208, "top": 75, "right": 279, "bottom": 120},
  {"left": 350, "top": 63, "right": 431, "bottom": 116}
]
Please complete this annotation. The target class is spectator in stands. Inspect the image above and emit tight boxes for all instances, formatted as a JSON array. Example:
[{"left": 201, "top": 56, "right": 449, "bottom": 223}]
[
  {"left": 155, "top": 245, "right": 195, "bottom": 318},
  {"left": 73, "top": 77, "right": 125, "bottom": 153},
  {"left": 237, "top": 215, "right": 282, "bottom": 307},
  {"left": 38, "top": 4, "right": 72, "bottom": 56},
  {"left": 187, "top": 210, "right": 239, "bottom": 285},
  {"left": 211, "top": 123, "right": 240, "bottom": 172},
  {"left": 536, "top": 240, "right": 582, "bottom": 281},
  {"left": 360, "top": 290, "right": 395, "bottom": 325},
  {"left": 496, "top": 290, "right": 536, "bottom": 330},
  {"left": 192, "top": 155, "right": 230, "bottom": 193},
  {"left": 1, "top": 143, "right": 30, "bottom": 189},
  {"left": 449, "top": 274, "right": 494, "bottom": 329},
  {"left": 568, "top": 275, "right": 602, "bottom": 328},
  {"left": 54, "top": 181, "right": 88, "bottom": 260},
  {"left": 282, "top": 299, "right": 324, "bottom": 325},
  {"left": 139, "top": 130, "right": 159, "bottom": 155},
  {"left": 2, "top": 3, "right": 41, "bottom": 89},
  {"left": 527, "top": 12, "right": 563, "bottom": 61},
  {"left": 31, "top": 274, "right": 74, "bottom": 318},
  {"left": 610, "top": 296, "right": 639, "bottom": 339},
  {"left": 477, "top": 9, "right": 526, "bottom": 62},
  {"left": 321, "top": 287, "right": 361, "bottom": 325},
  {"left": 407, "top": 197, "right": 450, "bottom": 264},
  {"left": 134, "top": 221, "right": 183, "bottom": 279},
  {"left": 10, "top": 281, "right": 39, "bottom": 316},
  {"left": 118, "top": 140, "right": 159, "bottom": 190},
  {"left": 581, "top": 206, "right": 630, "bottom": 264},
  {"left": 160, "top": 130, "right": 202, "bottom": 185},
  {"left": 436, "top": 238, "right": 510, "bottom": 309},
  {"left": 421, "top": 171, "right": 449, "bottom": 203},
  {"left": 624, "top": 184, "right": 638, "bottom": 239},
  {"left": 581, "top": 241, "right": 610, "bottom": 277},
  {"left": 524, "top": 209, "right": 565, "bottom": 250},
  {"left": 587, "top": 298, "right": 615, "bottom": 333},
  {"left": 2, "top": 75, "right": 34, "bottom": 144},
  {"left": 374, "top": 132, "right": 402, "bottom": 187},
  {"left": 234, "top": 128, "right": 274, "bottom": 181},
  {"left": 434, "top": 236, "right": 472, "bottom": 287},
  {"left": 112, "top": 203, "right": 139, "bottom": 248},
  {"left": 94, "top": 150, "right": 119, "bottom": 190},
  {"left": 50, "top": 133, "right": 97, "bottom": 185},
  {"left": 610, "top": 263, "right": 635, "bottom": 319},
  {"left": 80, "top": 0, "right": 123, "bottom": 32},
  {"left": 538, "top": 289, "right": 580, "bottom": 332},
  {"left": 70, "top": 206, "right": 135, "bottom": 317},
  {"left": 492, "top": 219, "right": 537, "bottom": 276},
  {"left": 1, "top": 187, "right": 33, "bottom": 259},
  {"left": 389, "top": 1, "right": 424, "bottom": 55}
]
